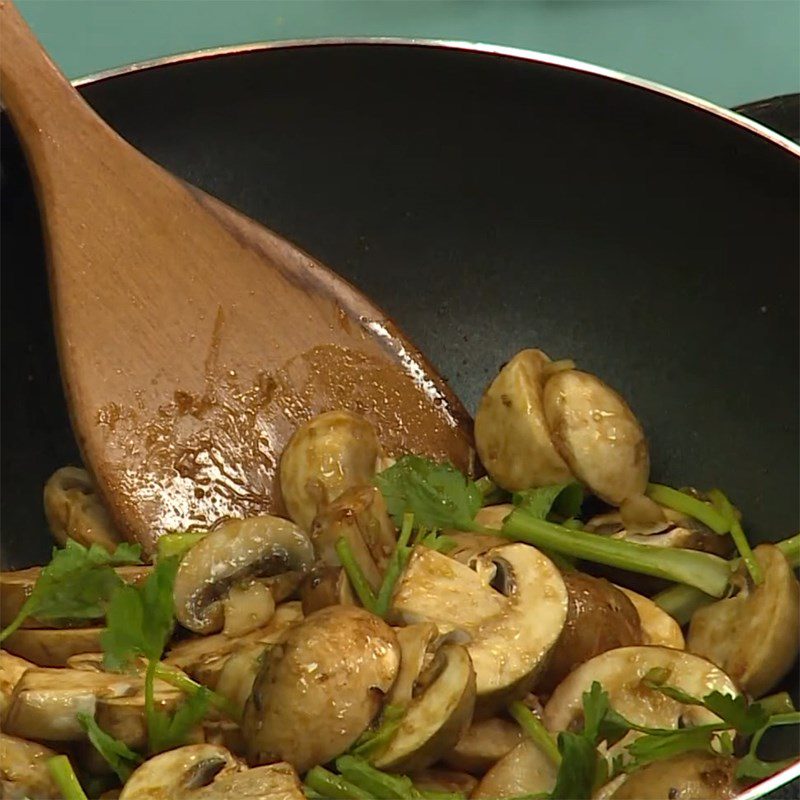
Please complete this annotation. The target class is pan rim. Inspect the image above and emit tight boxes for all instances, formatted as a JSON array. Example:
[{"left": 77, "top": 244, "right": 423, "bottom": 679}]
[
  {"left": 68, "top": 35, "right": 800, "bottom": 798},
  {"left": 70, "top": 36, "right": 800, "bottom": 158}
]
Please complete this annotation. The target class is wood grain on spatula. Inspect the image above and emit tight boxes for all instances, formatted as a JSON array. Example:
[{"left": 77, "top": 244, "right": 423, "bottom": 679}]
[{"left": 0, "top": 1, "right": 474, "bottom": 555}]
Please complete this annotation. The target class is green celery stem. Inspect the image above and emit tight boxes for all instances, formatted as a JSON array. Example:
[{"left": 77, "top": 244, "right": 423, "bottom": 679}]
[
  {"left": 48, "top": 755, "right": 89, "bottom": 800},
  {"left": 646, "top": 483, "right": 729, "bottom": 533},
  {"left": 305, "top": 766, "right": 373, "bottom": 800},
  {"left": 153, "top": 663, "right": 241, "bottom": 722},
  {"left": 336, "top": 538, "right": 378, "bottom": 613},
  {"left": 508, "top": 701, "right": 562, "bottom": 766}
]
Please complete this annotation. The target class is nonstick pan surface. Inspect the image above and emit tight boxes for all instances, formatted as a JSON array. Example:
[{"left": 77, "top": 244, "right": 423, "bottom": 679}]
[{"left": 1, "top": 40, "right": 798, "bottom": 796}]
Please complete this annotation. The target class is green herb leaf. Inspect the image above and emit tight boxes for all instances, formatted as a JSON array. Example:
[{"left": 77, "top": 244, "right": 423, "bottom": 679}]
[
  {"left": 508, "top": 700, "right": 561, "bottom": 766},
  {"left": 77, "top": 712, "right": 142, "bottom": 782},
  {"left": 148, "top": 685, "right": 212, "bottom": 754},
  {"left": 551, "top": 732, "right": 598, "bottom": 800},
  {"left": 623, "top": 726, "right": 717, "bottom": 770},
  {"left": 156, "top": 531, "right": 206, "bottom": 561},
  {"left": 0, "top": 541, "right": 141, "bottom": 641},
  {"left": 735, "top": 712, "right": 800, "bottom": 781},
  {"left": 375, "top": 456, "right": 482, "bottom": 531},
  {"left": 512, "top": 483, "right": 583, "bottom": 521},
  {"left": 703, "top": 692, "right": 769, "bottom": 735},
  {"left": 47, "top": 755, "right": 89, "bottom": 800}
]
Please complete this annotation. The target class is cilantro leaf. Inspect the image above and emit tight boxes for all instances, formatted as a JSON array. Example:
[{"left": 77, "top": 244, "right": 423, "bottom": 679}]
[
  {"left": 375, "top": 456, "right": 481, "bottom": 531},
  {"left": 148, "top": 685, "right": 212, "bottom": 754},
  {"left": 512, "top": 483, "right": 583, "bottom": 521},
  {"left": 703, "top": 692, "right": 769, "bottom": 736},
  {"left": 0, "top": 540, "right": 141, "bottom": 641},
  {"left": 76, "top": 712, "right": 142, "bottom": 782},
  {"left": 551, "top": 732, "right": 598, "bottom": 800},
  {"left": 623, "top": 726, "right": 717, "bottom": 770},
  {"left": 582, "top": 682, "right": 633, "bottom": 747},
  {"left": 102, "top": 556, "right": 179, "bottom": 670},
  {"left": 736, "top": 712, "right": 800, "bottom": 781}
]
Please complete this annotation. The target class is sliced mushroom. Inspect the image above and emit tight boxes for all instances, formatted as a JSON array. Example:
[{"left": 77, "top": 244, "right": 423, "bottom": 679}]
[
  {"left": 543, "top": 369, "right": 649, "bottom": 504},
  {"left": 538, "top": 572, "right": 643, "bottom": 694},
  {"left": 214, "top": 644, "right": 267, "bottom": 713},
  {"left": 260, "top": 571, "right": 303, "bottom": 604},
  {"left": 543, "top": 646, "right": 738, "bottom": 736},
  {"left": 44, "top": 465, "right": 123, "bottom": 552},
  {"left": 0, "top": 565, "right": 150, "bottom": 629},
  {"left": 166, "top": 602, "right": 303, "bottom": 689},
  {"left": 387, "top": 622, "right": 442, "bottom": 708},
  {"left": 472, "top": 739, "right": 558, "bottom": 799},
  {"left": 392, "top": 543, "right": 569, "bottom": 714},
  {"left": 0, "top": 733, "right": 61, "bottom": 800},
  {"left": 3, "top": 626, "right": 105, "bottom": 666},
  {"left": 610, "top": 752, "right": 741, "bottom": 799},
  {"left": 410, "top": 769, "right": 477, "bottom": 797},
  {"left": 279, "top": 410, "right": 383, "bottom": 532},
  {"left": 96, "top": 689, "right": 192, "bottom": 750},
  {"left": 373, "top": 644, "right": 476, "bottom": 772},
  {"left": 222, "top": 581, "right": 275, "bottom": 638},
  {"left": 4, "top": 667, "right": 144, "bottom": 740},
  {"left": 299, "top": 566, "right": 356, "bottom": 614},
  {"left": 202, "top": 720, "right": 246, "bottom": 757},
  {"left": 119, "top": 744, "right": 242, "bottom": 800},
  {"left": 442, "top": 716, "right": 524, "bottom": 775},
  {"left": 474, "top": 349, "right": 573, "bottom": 491},
  {"left": 618, "top": 587, "right": 684, "bottom": 650},
  {"left": 243, "top": 605, "right": 400, "bottom": 773},
  {"left": 173, "top": 516, "right": 314, "bottom": 634},
  {"left": 311, "top": 485, "right": 397, "bottom": 588},
  {"left": 193, "top": 762, "right": 306, "bottom": 800},
  {"left": 0, "top": 651, "right": 32, "bottom": 725},
  {"left": 688, "top": 543, "right": 800, "bottom": 697}
]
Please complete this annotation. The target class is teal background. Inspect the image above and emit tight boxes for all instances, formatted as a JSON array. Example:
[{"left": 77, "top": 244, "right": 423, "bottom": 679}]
[{"left": 15, "top": 0, "right": 800, "bottom": 108}]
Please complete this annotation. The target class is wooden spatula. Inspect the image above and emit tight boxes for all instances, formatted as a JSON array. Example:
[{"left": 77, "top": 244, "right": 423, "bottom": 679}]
[{"left": 0, "top": 1, "right": 474, "bottom": 555}]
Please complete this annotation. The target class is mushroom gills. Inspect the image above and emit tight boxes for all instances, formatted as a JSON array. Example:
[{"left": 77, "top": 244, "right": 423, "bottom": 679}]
[{"left": 472, "top": 739, "right": 557, "bottom": 799}]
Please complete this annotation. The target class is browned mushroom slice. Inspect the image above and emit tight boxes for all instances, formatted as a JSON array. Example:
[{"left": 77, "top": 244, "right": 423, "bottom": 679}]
[
  {"left": 472, "top": 739, "right": 557, "bottom": 799},
  {"left": 243, "top": 606, "right": 400, "bottom": 773},
  {"left": 259, "top": 571, "right": 303, "bottom": 604},
  {"left": 410, "top": 769, "right": 477, "bottom": 797},
  {"left": 0, "top": 650, "right": 32, "bottom": 725},
  {"left": 442, "top": 717, "right": 524, "bottom": 775},
  {"left": 0, "top": 733, "right": 61, "bottom": 799},
  {"left": 299, "top": 566, "right": 356, "bottom": 614},
  {"left": 202, "top": 720, "right": 246, "bottom": 757},
  {"left": 618, "top": 586, "right": 684, "bottom": 649},
  {"left": 173, "top": 517, "right": 314, "bottom": 635},
  {"left": 3, "top": 626, "right": 105, "bottom": 667}
]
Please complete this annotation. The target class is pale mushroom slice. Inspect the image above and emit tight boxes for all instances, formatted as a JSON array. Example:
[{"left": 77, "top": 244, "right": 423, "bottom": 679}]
[
  {"left": 0, "top": 651, "right": 32, "bottom": 725},
  {"left": 243, "top": 606, "right": 400, "bottom": 773},
  {"left": 214, "top": 644, "right": 267, "bottom": 713},
  {"left": 442, "top": 716, "right": 524, "bottom": 775},
  {"left": 298, "top": 566, "right": 356, "bottom": 614},
  {"left": 222, "top": 581, "right": 275, "bottom": 638},
  {"left": 472, "top": 739, "right": 558, "bottom": 799},
  {"left": 474, "top": 349, "right": 574, "bottom": 491},
  {"left": 279, "top": 410, "right": 383, "bottom": 532},
  {"left": 543, "top": 646, "right": 739, "bottom": 736},
  {"left": 617, "top": 587, "right": 684, "bottom": 650},
  {"left": 391, "top": 543, "right": 569, "bottom": 714},
  {"left": 0, "top": 733, "right": 61, "bottom": 800},
  {"left": 311, "top": 484, "right": 397, "bottom": 590},
  {"left": 543, "top": 369, "right": 649, "bottom": 504},
  {"left": 610, "top": 752, "right": 741, "bottom": 799},
  {"left": 173, "top": 517, "right": 314, "bottom": 634},
  {"left": 44, "top": 465, "right": 123, "bottom": 552},
  {"left": 410, "top": 769, "right": 477, "bottom": 797},
  {"left": 119, "top": 744, "right": 242, "bottom": 800},
  {"left": 202, "top": 720, "right": 246, "bottom": 757},
  {"left": 3, "top": 626, "right": 105, "bottom": 667},
  {"left": 387, "top": 622, "right": 443, "bottom": 709},
  {"left": 3, "top": 667, "right": 144, "bottom": 740},
  {"left": 165, "top": 601, "right": 302, "bottom": 689},
  {"left": 372, "top": 643, "right": 476, "bottom": 772},
  {"left": 688, "top": 543, "right": 800, "bottom": 697},
  {"left": 193, "top": 762, "right": 306, "bottom": 800}
]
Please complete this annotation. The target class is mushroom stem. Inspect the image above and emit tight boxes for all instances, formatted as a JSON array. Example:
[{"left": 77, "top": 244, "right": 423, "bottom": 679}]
[
  {"left": 47, "top": 755, "right": 88, "bottom": 800},
  {"left": 500, "top": 510, "right": 731, "bottom": 597}
]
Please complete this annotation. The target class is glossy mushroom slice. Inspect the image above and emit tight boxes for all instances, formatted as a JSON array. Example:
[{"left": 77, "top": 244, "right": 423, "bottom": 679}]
[
  {"left": 442, "top": 716, "right": 524, "bottom": 775},
  {"left": 3, "top": 626, "right": 105, "bottom": 667},
  {"left": 543, "top": 646, "right": 738, "bottom": 736},
  {"left": 279, "top": 410, "right": 384, "bottom": 532},
  {"left": 193, "top": 761, "right": 306, "bottom": 800},
  {"left": 44, "top": 465, "right": 123, "bottom": 552},
  {"left": 214, "top": 644, "right": 267, "bottom": 713},
  {"left": 173, "top": 517, "right": 314, "bottom": 635},
  {"left": 618, "top": 587, "right": 684, "bottom": 650},
  {"left": 474, "top": 349, "right": 573, "bottom": 491},
  {"left": 222, "top": 581, "right": 275, "bottom": 638},
  {"left": 472, "top": 739, "right": 557, "bottom": 799},
  {"left": 243, "top": 605, "right": 400, "bottom": 773},
  {"left": 0, "top": 651, "right": 32, "bottom": 725},
  {"left": 372, "top": 643, "right": 476, "bottom": 772},
  {"left": 688, "top": 543, "right": 800, "bottom": 697},
  {"left": 410, "top": 769, "right": 477, "bottom": 797},
  {"left": 0, "top": 733, "right": 61, "bottom": 800},
  {"left": 298, "top": 566, "right": 356, "bottom": 614},
  {"left": 391, "top": 543, "right": 568, "bottom": 714}
]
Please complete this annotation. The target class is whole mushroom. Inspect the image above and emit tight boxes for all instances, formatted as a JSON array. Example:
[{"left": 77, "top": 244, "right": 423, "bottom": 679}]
[{"left": 243, "top": 605, "right": 400, "bottom": 773}]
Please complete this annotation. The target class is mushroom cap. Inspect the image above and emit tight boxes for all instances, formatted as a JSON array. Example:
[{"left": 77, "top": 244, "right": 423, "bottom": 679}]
[
  {"left": 243, "top": 605, "right": 400, "bottom": 773},
  {"left": 688, "top": 543, "right": 800, "bottom": 697},
  {"left": 442, "top": 717, "right": 524, "bottom": 775},
  {"left": 173, "top": 516, "right": 314, "bottom": 634},
  {"left": 543, "top": 646, "right": 738, "bottom": 734},
  {"left": 279, "top": 410, "right": 382, "bottom": 532},
  {"left": 0, "top": 733, "right": 60, "bottom": 800},
  {"left": 472, "top": 739, "right": 557, "bottom": 799},
  {"left": 474, "top": 349, "right": 573, "bottom": 491}
]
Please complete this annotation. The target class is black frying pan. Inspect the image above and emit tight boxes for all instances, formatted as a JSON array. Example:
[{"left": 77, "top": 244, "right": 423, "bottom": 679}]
[{"left": 2, "top": 41, "right": 798, "bottom": 796}]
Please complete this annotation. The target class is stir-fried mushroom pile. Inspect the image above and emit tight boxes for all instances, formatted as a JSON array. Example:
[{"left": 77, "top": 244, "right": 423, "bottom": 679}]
[{"left": 1, "top": 348, "right": 798, "bottom": 800}]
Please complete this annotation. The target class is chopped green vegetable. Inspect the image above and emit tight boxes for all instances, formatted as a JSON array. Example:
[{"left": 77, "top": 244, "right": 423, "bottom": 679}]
[
  {"left": 623, "top": 725, "right": 718, "bottom": 769},
  {"left": 153, "top": 663, "right": 241, "bottom": 722},
  {"left": 475, "top": 475, "right": 508, "bottom": 506},
  {"left": 736, "top": 712, "right": 800, "bottom": 780},
  {"left": 501, "top": 510, "right": 731, "bottom": 597},
  {"left": 707, "top": 488, "right": 763, "bottom": 585},
  {"left": 645, "top": 483, "right": 728, "bottom": 533},
  {"left": 336, "top": 755, "right": 420, "bottom": 800},
  {"left": 0, "top": 540, "right": 141, "bottom": 642},
  {"left": 418, "top": 529, "right": 457, "bottom": 553},
  {"left": 758, "top": 692, "right": 797, "bottom": 716},
  {"left": 47, "top": 755, "right": 88, "bottom": 800},
  {"left": 551, "top": 732, "right": 598, "bottom": 800},
  {"left": 373, "top": 513, "right": 415, "bottom": 618},
  {"left": 350, "top": 704, "right": 405, "bottom": 758},
  {"left": 508, "top": 700, "right": 561, "bottom": 766},
  {"left": 512, "top": 483, "right": 583, "bottom": 521},
  {"left": 156, "top": 531, "right": 206, "bottom": 561},
  {"left": 375, "top": 456, "right": 482, "bottom": 531},
  {"left": 305, "top": 766, "right": 374, "bottom": 800},
  {"left": 336, "top": 537, "right": 378, "bottom": 612},
  {"left": 77, "top": 712, "right": 142, "bottom": 782},
  {"left": 148, "top": 682, "right": 212, "bottom": 754}
]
